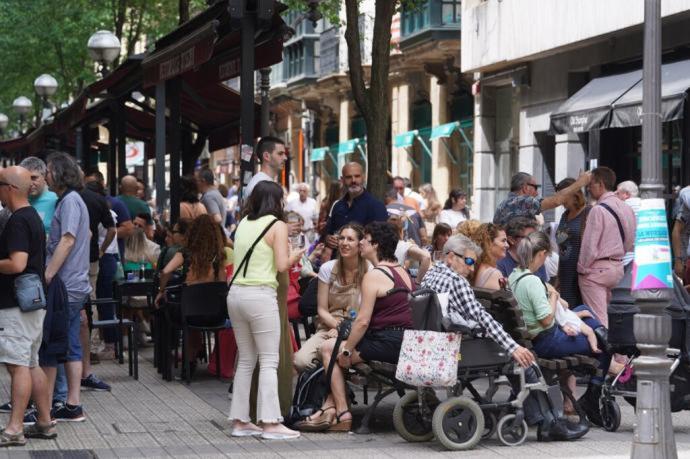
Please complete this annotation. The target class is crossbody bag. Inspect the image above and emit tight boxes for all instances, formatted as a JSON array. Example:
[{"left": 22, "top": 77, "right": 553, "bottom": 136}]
[{"left": 228, "top": 218, "right": 279, "bottom": 287}]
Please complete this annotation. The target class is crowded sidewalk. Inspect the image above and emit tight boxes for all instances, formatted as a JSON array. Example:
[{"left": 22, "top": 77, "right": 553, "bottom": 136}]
[{"left": 0, "top": 348, "right": 687, "bottom": 458}]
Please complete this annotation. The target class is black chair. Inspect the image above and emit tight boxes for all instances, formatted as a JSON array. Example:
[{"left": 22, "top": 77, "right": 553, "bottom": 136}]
[
  {"left": 85, "top": 297, "right": 139, "bottom": 380},
  {"left": 180, "top": 282, "right": 229, "bottom": 384}
]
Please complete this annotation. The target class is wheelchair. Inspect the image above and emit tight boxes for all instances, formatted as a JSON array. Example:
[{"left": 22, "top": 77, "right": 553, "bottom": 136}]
[{"left": 391, "top": 288, "right": 574, "bottom": 450}]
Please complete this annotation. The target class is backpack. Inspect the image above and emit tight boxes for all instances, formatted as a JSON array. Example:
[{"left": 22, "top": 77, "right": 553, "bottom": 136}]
[{"left": 285, "top": 318, "right": 353, "bottom": 427}]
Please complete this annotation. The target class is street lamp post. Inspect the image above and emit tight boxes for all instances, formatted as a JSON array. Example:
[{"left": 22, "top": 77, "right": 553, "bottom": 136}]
[
  {"left": 12, "top": 96, "right": 33, "bottom": 134},
  {"left": 87, "top": 30, "right": 121, "bottom": 76},
  {"left": 34, "top": 73, "right": 58, "bottom": 125},
  {"left": 632, "top": 0, "right": 677, "bottom": 457}
]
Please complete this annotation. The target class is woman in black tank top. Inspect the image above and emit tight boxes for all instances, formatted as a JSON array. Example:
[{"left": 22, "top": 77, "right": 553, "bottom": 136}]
[{"left": 297, "top": 222, "right": 414, "bottom": 432}]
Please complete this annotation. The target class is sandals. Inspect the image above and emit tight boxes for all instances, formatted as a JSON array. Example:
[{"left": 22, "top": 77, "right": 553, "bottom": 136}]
[
  {"left": 24, "top": 423, "right": 57, "bottom": 440},
  {"left": 295, "top": 406, "right": 335, "bottom": 432},
  {"left": 328, "top": 410, "right": 352, "bottom": 432},
  {"left": 0, "top": 429, "right": 26, "bottom": 447}
]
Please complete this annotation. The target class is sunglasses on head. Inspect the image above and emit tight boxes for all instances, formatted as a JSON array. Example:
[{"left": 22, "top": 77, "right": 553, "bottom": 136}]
[{"left": 452, "top": 251, "right": 476, "bottom": 266}]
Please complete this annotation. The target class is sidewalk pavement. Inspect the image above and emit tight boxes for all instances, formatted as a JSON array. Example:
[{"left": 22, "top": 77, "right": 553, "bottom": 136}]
[{"left": 0, "top": 349, "right": 689, "bottom": 458}]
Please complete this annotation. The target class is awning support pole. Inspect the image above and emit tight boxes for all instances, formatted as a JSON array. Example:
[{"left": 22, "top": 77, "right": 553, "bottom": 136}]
[
  {"left": 239, "top": 11, "right": 256, "bottom": 203},
  {"left": 439, "top": 138, "right": 458, "bottom": 165},
  {"left": 155, "top": 82, "right": 167, "bottom": 216},
  {"left": 116, "top": 100, "right": 127, "bottom": 180},
  {"left": 260, "top": 68, "right": 272, "bottom": 137},
  {"left": 107, "top": 121, "right": 116, "bottom": 196},
  {"left": 75, "top": 127, "right": 83, "bottom": 167},
  {"left": 415, "top": 135, "right": 433, "bottom": 160},
  {"left": 457, "top": 126, "right": 474, "bottom": 153},
  {"left": 168, "top": 78, "right": 182, "bottom": 225}
]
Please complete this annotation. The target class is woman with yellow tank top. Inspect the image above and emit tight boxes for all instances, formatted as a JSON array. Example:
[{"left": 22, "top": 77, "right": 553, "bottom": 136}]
[{"left": 227, "top": 181, "right": 304, "bottom": 440}]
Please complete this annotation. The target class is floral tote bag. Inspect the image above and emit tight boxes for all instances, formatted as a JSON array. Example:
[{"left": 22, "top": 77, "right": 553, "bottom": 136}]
[{"left": 395, "top": 330, "right": 461, "bottom": 387}]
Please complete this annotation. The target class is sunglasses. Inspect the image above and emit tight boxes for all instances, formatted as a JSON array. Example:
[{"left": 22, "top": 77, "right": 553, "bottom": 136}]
[{"left": 452, "top": 252, "right": 476, "bottom": 266}]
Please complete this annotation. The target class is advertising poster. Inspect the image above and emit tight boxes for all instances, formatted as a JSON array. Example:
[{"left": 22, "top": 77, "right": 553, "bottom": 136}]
[{"left": 631, "top": 198, "right": 673, "bottom": 290}]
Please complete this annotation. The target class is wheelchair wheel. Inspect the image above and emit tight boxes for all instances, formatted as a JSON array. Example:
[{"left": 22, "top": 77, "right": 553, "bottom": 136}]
[
  {"left": 431, "top": 397, "right": 484, "bottom": 451},
  {"left": 393, "top": 390, "right": 438, "bottom": 442},
  {"left": 497, "top": 414, "right": 528, "bottom": 447},
  {"left": 601, "top": 398, "right": 621, "bottom": 432},
  {"left": 482, "top": 412, "right": 498, "bottom": 440}
]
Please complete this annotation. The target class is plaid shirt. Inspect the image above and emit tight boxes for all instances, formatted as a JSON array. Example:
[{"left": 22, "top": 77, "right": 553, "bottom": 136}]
[{"left": 421, "top": 262, "right": 518, "bottom": 354}]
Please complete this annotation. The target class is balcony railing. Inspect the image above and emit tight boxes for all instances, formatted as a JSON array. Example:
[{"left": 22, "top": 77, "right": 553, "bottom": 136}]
[{"left": 401, "top": 0, "right": 461, "bottom": 43}]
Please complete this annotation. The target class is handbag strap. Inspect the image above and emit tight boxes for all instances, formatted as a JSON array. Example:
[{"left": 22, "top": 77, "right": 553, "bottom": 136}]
[
  {"left": 228, "top": 218, "right": 279, "bottom": 288},
  {"left": 599, "top": 202, "right": 625, "bottom": 244}
]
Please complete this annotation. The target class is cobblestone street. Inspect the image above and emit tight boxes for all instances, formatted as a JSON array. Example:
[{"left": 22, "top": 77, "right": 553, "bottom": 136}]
[{"left": 0, "top": 350, "right": 688, "bottom": 458}]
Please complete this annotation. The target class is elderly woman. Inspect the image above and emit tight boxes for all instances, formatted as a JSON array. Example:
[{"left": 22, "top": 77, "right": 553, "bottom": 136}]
[
  {"left": 298, "top": 222, "right": 414, "bottom": 432},
  {"left": 508, "top": 231, "right": 611, "bottom": 426},
  {"left": 470, "top": 223, "right": 509, "bottom": 290},
  {"left": 293, "top": 223, "right": 369, "bottom": 371},
  {"left": 555, "top": 178, "right": 591, "bottom": 307}
]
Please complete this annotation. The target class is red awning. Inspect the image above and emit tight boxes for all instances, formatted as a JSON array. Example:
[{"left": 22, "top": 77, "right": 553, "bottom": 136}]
[
  {"left": 141, "top": 0, "right": 285, "bottom": 88},
  {"left": 88, "top": 55, "right": 144, "bottom": 96},
  {"left": 142, "top": 21, "right": 219, "bottom": 88}
]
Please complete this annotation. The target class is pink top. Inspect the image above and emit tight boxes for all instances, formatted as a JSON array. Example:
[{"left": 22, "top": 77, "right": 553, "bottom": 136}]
[{"left": 577, "top": 192, "right": 636, "bottom": 275}]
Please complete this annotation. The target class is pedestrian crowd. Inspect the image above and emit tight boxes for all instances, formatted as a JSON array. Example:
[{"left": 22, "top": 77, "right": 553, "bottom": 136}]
[{"left": 0, "top": 137, "right": 672, "bottom": 445}]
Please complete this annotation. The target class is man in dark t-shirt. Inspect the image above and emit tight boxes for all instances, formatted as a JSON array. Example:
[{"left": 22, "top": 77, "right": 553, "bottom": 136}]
[{"left": 0, "top": 166, "right": 54, "bottom": 443}]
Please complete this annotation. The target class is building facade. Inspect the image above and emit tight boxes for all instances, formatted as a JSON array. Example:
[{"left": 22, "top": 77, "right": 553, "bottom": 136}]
[
  {"left": 462, "top": 0, "right": 690, "bottom": 221},
  {"left": 266, "top": 0, "right": 471, "bottom": 203}
]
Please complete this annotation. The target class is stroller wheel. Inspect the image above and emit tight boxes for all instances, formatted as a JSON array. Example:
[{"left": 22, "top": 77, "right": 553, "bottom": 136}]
[
  {"left": 601, "top": 399, "right": 621, "bottom": 432},
  {"left": 431, "top": 396, "right": 484, "bottom": 451},
  {"left": 482, "top": 412, "right": 498, "bottom": 439},
  {"left": 393, "top": 390, "right": 438, "bottom": 442},
  {"left": 497, "top": 414, "right": 528, "bottom": 446}
]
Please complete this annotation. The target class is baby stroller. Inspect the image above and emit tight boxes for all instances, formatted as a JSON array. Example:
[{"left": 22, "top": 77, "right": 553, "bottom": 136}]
[
  {"left": 602, "top": 264, "right": 690, "bottom": 431},
  {"left": 392, "top": 289, "right": 577, "bottom": 450}
]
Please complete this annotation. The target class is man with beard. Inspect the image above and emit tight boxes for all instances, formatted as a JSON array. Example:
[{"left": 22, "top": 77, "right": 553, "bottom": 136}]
[{"left": 324, "top": 162, "right": 388, "bottom": 249}]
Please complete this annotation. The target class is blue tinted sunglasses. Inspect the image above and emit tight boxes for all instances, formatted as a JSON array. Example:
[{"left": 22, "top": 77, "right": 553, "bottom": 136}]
[{"left": 452, "top": 251, "right": 476, "bottom": 266}]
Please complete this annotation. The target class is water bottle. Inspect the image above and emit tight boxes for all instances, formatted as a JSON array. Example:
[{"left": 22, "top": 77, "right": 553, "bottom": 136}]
[{"left": 139, "top": 263, "right": 146, "bottom": 282}]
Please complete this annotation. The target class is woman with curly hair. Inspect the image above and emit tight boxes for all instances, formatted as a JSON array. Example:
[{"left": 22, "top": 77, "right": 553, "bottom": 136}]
[
  {"left": 470, "top": 223, "right": 509, "bottom": 290},
  {"left": 155, "top": 214, "right": 227, "bottom": 304}
]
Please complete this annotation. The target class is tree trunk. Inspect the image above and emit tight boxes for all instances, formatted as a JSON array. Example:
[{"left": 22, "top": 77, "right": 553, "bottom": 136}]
[
  {"left": 179, "top": 0, "right": 190, "bottom": 25},
  {"left": 344, "top": 0, "right": 395, "bottom": 199}
]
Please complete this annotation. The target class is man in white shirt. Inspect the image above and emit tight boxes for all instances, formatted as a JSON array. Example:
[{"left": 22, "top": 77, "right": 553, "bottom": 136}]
[
  {"left": 243, "top": 136, "right": 287, "bottom": 198},
  {"left": 286, "top": 183, "right": 317, "bottom": 241}
]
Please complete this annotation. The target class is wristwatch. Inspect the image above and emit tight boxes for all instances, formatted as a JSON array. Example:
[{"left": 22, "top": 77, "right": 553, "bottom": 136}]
[{"left": 341, "top": 348, "right": 351, "bottom": 357}]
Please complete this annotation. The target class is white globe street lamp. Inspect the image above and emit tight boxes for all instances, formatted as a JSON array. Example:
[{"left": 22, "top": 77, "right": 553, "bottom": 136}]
[
  {"left": 34, "top": 74, "right": 58, "bottom": 97},
  {"left": 12, "top": 96, "right": 33, "bottom": 134},
  {"left": 12, "top": 96, "right": 32, "bottom": 115},
  {"left": 0, "top": 113, "right": 8, "bottom": 131},
  {"left": 87, "top": 30, "right": 121, "bottom": 75}
]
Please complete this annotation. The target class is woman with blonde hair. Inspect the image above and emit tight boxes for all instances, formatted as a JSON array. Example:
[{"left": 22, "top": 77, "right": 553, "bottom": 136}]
[
  {"left": 471, "top": 223, "right": 509, "bottom": 290},
  {"left": 419, "top": 183, "right": 441, "bottom": 224},
  {"left": 456, "top": 219, "right": 481, "bottom": 239}
]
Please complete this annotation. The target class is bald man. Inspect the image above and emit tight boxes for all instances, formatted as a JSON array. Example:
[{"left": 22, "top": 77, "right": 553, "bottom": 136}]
[
  {"left": 117, "top": 175, "right": 150, "bottom": 221},
  {"left": 324, "top": 162, "right": 388, "bottom": 248},
  {"left": 0, "top": 167, "right": 55, "bottom": 443}
]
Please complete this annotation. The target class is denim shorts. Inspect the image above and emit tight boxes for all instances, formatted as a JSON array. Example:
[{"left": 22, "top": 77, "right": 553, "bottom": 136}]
[{"left": 40, "top": 296, "right": 86, "bottom": 367}]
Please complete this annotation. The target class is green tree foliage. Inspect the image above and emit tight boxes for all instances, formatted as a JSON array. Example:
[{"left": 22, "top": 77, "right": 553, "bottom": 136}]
[{"left": 0, "top": 0, "right": 205, "bottom": 133}]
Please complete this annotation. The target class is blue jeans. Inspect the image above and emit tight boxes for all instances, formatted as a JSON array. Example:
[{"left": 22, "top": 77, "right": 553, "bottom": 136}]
[
  {"left": 66, "top": 298, "right": 86, "bottom": 362},
  {"left": 532, "top": 304, "right": 611, "bottom": 384},
  {"left": 96, "top": 254, "right": 118, "bottom": 344},
  {"left": 54, "top": 365, "right": 67, "bottom": 403}
]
